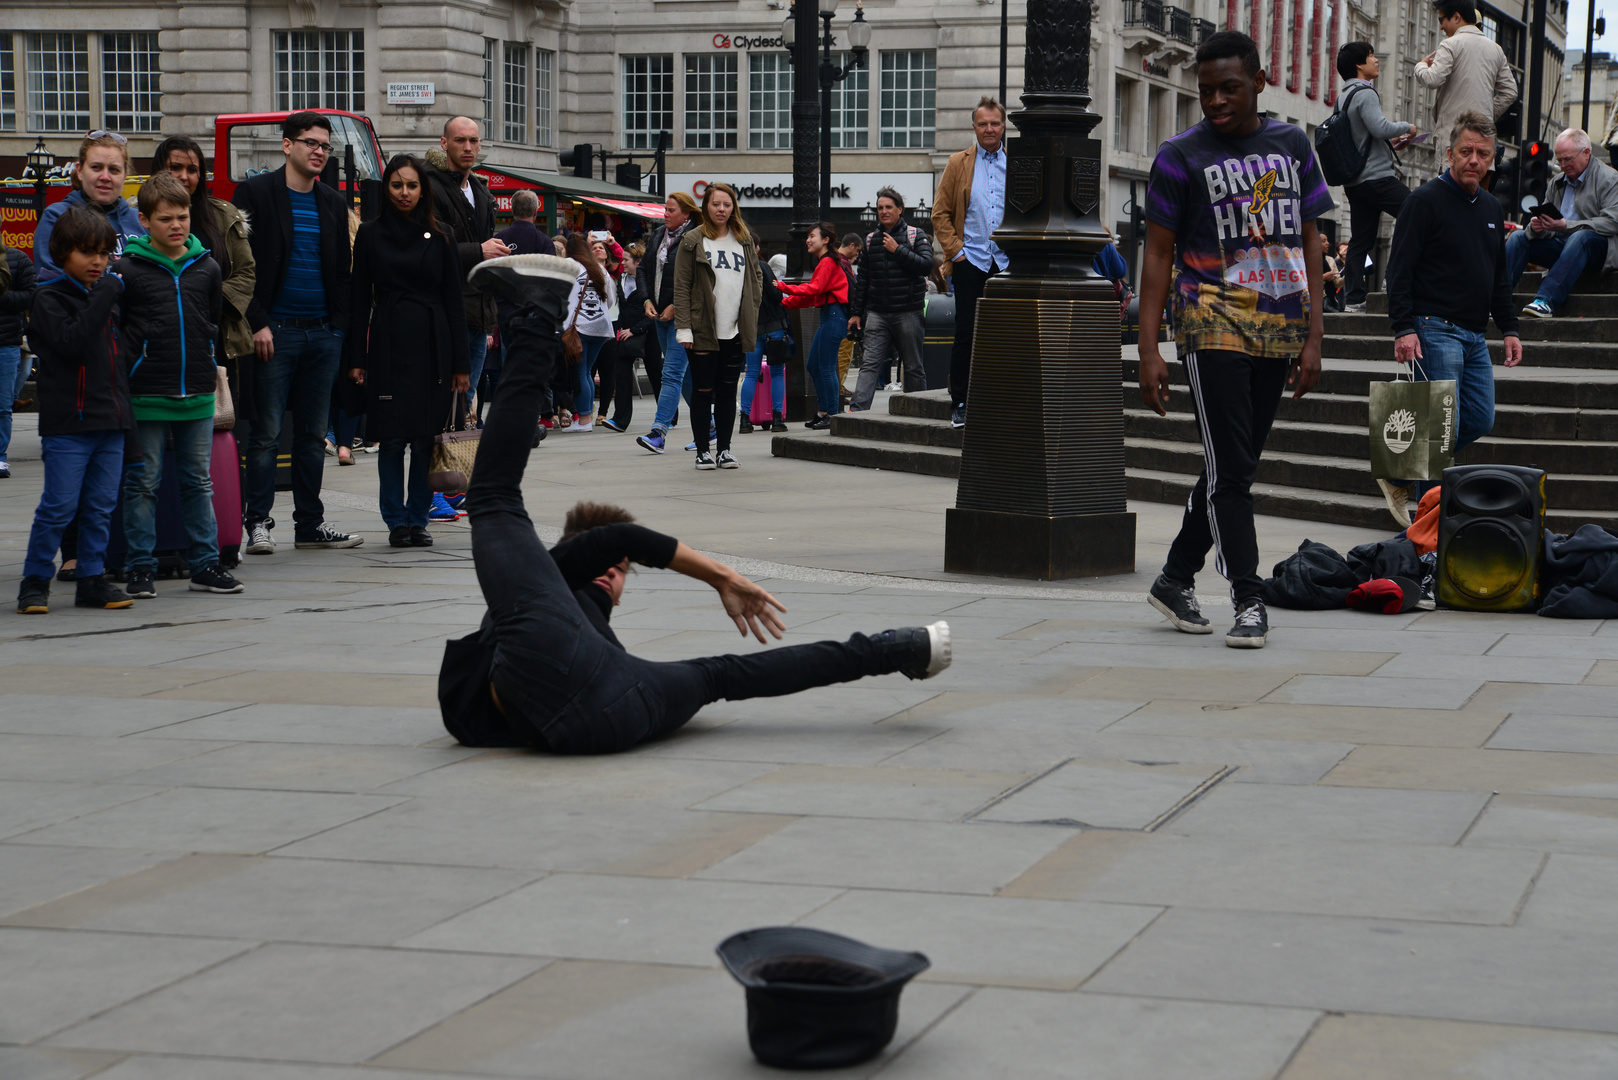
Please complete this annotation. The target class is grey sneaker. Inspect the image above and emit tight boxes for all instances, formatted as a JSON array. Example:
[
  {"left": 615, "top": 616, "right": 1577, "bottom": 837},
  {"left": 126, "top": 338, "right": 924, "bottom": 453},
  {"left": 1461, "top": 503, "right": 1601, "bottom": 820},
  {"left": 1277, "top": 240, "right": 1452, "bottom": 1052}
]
[
  {"left": 1227, "top": 598, "right": 1269, "bottom": 649},
  {"left": 1376, "top": 479, "right": 1412, "bottom": 530},
  {"left": 245, "top": 521, "right": 275, "bottom": 555},
  {"left": 1148, "top": 574, "right": 1213, "bottom": 634}
]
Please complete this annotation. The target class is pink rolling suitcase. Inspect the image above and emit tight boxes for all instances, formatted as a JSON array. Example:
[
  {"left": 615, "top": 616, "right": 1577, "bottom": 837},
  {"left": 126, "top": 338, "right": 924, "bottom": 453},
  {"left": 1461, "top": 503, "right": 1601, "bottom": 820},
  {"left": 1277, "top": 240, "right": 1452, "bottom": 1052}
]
[
  {"left": 212, "top": 430, "right": 244, "bottom": 567},
  {"left": 749, "top": 360, "right": 774, "bottom": 424}
]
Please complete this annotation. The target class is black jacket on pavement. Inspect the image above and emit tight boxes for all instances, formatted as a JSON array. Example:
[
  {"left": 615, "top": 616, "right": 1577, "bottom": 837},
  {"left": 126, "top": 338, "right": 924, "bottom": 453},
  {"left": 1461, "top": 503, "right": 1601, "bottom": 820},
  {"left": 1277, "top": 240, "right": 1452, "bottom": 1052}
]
[
  {"left": 427, "top": 165, "right": 499, "bottom": 333},
  {"left": 232, "top": 166, "right": 352, "bottom": 334},
  {"left": 636, "top": 220, "right": 693, "bottom": 314},
  {"left": 27, "top": 274, "right": 132, "bottom": 437},
  {"left": 114, "top": 242, "right": 223, "bottom": 400},
  {"left": 0, "top": 245, "right": 37, "bottom": 348},
  {"left": 344, "top": 213, "right": 470, "bottom": 442},
  {"left": 1386, "top": 172, "right": 1519, "bottom": 338},
  {"left": 849, "top": 221, "right": 933, "bottom": 318}
]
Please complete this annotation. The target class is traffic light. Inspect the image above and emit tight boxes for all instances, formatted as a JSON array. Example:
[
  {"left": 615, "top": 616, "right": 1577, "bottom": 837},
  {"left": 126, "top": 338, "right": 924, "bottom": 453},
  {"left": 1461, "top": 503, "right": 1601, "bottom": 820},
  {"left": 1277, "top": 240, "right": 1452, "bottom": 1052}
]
[
  {"left": 559, "top": 143, "right": 594, "bottom": 180},
  {"left": 615, "top": 162, "right": 643, "bottom": 191},
  {"left": 1491, "top": 147, "right": 1519, "bottom": 213},
  {"left": 1524, "top": 140, "right": 1552, "bottom": 201}
]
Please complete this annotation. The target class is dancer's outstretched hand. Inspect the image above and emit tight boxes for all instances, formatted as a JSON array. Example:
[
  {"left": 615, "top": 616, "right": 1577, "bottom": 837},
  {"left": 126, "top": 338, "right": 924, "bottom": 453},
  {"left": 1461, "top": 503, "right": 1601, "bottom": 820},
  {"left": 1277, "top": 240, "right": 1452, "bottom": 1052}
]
[{"left": 717, "top": 573, "right": 787, "bottom": 642}]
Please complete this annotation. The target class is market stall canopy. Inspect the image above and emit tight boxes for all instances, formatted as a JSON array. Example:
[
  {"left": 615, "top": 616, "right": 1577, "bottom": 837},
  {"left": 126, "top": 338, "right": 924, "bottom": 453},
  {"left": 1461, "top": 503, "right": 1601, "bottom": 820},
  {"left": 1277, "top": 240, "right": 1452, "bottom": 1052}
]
[{"left": 475, "top": 163, "right": 665, "bottom": 221}]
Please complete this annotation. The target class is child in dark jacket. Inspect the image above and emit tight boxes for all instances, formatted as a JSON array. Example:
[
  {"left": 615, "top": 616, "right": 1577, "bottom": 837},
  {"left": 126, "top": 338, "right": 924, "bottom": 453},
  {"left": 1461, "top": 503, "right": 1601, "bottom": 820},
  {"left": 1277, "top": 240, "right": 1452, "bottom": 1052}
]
[
  {"left": 18, "top": 208, "right": 136, "bottom": 613},
  {"left": 115, "top": 172, "right": 243, "bottom": 600}
]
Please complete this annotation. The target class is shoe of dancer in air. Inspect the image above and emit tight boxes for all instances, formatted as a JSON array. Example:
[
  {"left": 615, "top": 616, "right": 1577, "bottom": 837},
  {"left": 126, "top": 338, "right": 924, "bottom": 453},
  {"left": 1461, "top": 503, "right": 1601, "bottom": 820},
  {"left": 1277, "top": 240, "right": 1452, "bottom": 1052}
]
[{"left": 442, "top": 253, "right": 952, "bottom": 754}]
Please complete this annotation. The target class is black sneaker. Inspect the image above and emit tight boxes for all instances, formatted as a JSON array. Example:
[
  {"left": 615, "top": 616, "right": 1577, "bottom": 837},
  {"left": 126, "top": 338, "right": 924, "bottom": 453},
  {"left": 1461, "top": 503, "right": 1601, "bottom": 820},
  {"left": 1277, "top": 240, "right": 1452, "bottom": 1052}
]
[
  {"left": 1227, "top": 598, "right": 1268, "bottom": 649},
  {"left": 738, "top": 413, "right": 754, "bottom": 434},
  {"left": 806, "top": 415, "right": 832, "bottom": 430},
  {"left": 873, "top": 621, "right": 952, "bottom": 680},
  {"left": 17, "top": 576, "right": 49, "bottom": 614},
  {"left": 771, "top": 411, "right": 787, "bottom": 433},
  {"left": 295, "top": 524, "right": 364, "bottom": 549},
  {"left": 951, "top": 404, "right": 967, "bottom": 429},
  {"left": 75, "top": 574, "right": 134, "bottom": 609},
  {"left": 55, "top": 564, "right": 77, "bottom": 582},
  {"left": 189, "top": 564, "right": 245, "bottom": 594},
  {"left": 124, "top": 572, "right": 157, "bottom": 599},
  {"left": 389, "top": 525, "right": 412, "bottom": 548},
  {"left": 694, "top": 451, "right": 717, "bottom": 471},
  {"left": 409, "top": 526, "right": 434, "bottom": 547},
  {"left": 717, "top": 449, "right": 739, "bottom": 469},
  {"left": 1148, "top": 574, "right": 1212, "bottom": 634}
]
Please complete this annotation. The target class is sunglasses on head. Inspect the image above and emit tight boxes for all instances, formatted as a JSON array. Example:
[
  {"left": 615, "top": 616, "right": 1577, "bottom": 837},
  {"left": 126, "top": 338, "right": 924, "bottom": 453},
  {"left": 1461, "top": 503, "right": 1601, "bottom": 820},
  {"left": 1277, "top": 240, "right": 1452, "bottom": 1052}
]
[{"left": 86, "top": 129, "right": 128, "bottom": 144}]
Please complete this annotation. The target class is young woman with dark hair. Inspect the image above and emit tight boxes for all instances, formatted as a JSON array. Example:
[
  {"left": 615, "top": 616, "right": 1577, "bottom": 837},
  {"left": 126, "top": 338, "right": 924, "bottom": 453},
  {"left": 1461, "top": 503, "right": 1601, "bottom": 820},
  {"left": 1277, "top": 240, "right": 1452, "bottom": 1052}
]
[
  {"left": 561, "top": 233, "right": 616, "bottom": 432},
  {"left": 776, "top": 222, "right": 850, "bottom": 429},
  {"left": 345, "top": 154, "right": 470, "bottom": 548}
]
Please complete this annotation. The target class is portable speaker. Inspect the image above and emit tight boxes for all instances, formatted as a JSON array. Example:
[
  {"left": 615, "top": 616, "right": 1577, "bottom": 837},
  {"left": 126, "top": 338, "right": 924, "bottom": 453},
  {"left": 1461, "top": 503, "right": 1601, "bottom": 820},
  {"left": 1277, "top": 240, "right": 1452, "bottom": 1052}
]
[{"left": 1436, "top": 464, "right": 1546, "bottom": 612}]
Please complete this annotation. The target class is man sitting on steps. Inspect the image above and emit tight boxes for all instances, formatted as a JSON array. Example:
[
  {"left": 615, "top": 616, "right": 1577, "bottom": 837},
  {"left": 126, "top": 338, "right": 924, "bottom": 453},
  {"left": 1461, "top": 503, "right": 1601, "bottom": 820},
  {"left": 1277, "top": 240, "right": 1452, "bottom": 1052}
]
[{"left": 1505, "top": 128, "right": 1618, "bottom": 320}]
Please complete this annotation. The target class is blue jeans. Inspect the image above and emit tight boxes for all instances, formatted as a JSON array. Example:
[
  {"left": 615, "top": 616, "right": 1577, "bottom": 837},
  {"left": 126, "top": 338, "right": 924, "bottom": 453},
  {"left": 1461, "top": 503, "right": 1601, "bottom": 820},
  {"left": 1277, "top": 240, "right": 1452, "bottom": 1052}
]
[
  {"left": 10, "top": 346, "right": 28, "bottom": 403},
  {"left": 741, "top": 329, "right": 789, "bottom": 414},
  {"left": 247, "top": 322, "right": 342, "bottom": 532},
  {"left": 1406, "top": 315, "right": 1495, "bottom": 494},
  {"left": 575, "top": 334, "right": 610, "bottom": 418},
  {"left": 808, "top": 303, "right": 847, "bottom": 415},
  {"left": 26, "top": 430, "right": 123, "bottom": 579},
  {"left": 125, "top": 415, "right": 219, "bottom": 575},
  {"left": 651, "top": 320, "right": 694, "bottom": 433},
  {"left": 1505, "top": 228, "right": 1608, "bottom": 311},
  {"left": 378, "top": 435, "right": 432, "bottom": 528},
  {"left": 0, "top": 344, "right": 18, "bottom": 459},
  {"left": 465, "top": 330, "right": 489, "bottom": 414}
]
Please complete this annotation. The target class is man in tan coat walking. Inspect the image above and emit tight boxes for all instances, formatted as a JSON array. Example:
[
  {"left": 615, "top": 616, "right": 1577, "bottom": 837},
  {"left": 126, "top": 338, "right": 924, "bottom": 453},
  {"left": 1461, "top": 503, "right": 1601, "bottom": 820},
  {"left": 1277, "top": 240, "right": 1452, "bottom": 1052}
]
[{"left": 1415, "top": 0, "right": 1517, "bottom": 144}]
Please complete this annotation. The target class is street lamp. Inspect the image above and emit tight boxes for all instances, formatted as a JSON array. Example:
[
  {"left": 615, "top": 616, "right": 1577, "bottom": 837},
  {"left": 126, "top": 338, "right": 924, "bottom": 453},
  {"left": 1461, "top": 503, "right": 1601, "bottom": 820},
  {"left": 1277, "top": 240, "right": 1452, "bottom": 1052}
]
[
  {"left": 26, "top": 137, "right": 54, "bottom": 214},
  {"left": 818, "top": 0, "right": 870, "bottom": 218}
]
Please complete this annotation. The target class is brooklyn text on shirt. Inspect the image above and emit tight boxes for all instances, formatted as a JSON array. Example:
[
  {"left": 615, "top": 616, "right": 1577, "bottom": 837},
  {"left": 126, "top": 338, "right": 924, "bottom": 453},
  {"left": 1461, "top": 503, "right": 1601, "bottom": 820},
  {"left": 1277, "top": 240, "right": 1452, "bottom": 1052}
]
[{"left": 1201, "top": 152, "right": 1311, "bottom": 243}]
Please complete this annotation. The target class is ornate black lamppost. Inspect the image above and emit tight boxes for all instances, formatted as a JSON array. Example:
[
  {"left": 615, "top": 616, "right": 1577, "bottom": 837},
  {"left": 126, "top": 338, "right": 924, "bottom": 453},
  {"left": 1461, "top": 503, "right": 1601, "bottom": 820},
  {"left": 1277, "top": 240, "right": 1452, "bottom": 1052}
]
[
  {"left": 27, "top": 137, "right": 54, "bottom": 215},
  {"left": 943, "top": 0, "right": 1136, "bottom": 579}
]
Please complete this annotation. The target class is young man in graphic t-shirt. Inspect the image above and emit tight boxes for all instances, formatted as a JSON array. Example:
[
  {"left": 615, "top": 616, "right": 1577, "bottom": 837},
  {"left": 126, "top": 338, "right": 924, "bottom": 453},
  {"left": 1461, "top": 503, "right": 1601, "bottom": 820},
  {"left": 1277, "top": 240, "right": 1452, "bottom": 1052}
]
[{"left": 1137, "top": 31, "right": 1334, "bottom": 649}]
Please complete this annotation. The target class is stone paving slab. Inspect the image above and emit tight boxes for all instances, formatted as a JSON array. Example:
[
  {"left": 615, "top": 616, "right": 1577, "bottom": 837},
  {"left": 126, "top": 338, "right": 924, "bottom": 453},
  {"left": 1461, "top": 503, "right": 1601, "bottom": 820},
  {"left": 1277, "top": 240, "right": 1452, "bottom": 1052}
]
[{"left": 1, "top": 414, "right": 1616, "bottom": 1073}]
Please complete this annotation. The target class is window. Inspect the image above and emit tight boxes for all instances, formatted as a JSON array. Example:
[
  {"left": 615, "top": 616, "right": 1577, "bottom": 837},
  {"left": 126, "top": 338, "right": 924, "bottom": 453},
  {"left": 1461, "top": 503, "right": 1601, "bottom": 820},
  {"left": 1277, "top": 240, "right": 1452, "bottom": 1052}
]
[
  {"left": 748, "top": 52, "right": 792, "bottom": 149},
  {"left": 503, "top": 43, "right": 527, "bottom": 143},
  {"left": 879, "top": 50, "right": 935, "bottom": 148},
  {"left": 1176, "top": 94, "right": 1194, "bottom": 134},
  {"left": 623, "top": 54, "right": 673, "bottom": 150},
  {"left": 535, "top": 49, "right": 554, "bottom": 147},
  {"left": 0, "top": 34, "right": 14, "bottom": 132},
  {"left": 26, "top": 33, "right": 90, "bottom": 133},
  {"left": 1147, "top": 86, "right": 1164, "bottom": 152},
  {"left": 101, "top": 32, "right": 161, "bottom": 133},
  {"left": 1113, "top": 78, "right": 1132, "bottom": 152},
  {"left": 685, "top": 53, "right": 738, "bottom": 149},
  {"left": 482, "top": 39, "right": 494, "bottom": 136},
  {"left": 830, "top": 53, "right": 869, "bottom": 148},
  {"left": 274, "top": 30, "right": 363, "bottom": 112}
]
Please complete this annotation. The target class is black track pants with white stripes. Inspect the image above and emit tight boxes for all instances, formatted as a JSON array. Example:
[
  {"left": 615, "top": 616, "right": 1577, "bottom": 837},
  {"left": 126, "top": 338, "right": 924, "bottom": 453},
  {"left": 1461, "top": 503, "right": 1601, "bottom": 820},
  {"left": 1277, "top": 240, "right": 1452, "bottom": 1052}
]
[{"left": 1161, "top": 349, "right": 1290, "bottom": 604}]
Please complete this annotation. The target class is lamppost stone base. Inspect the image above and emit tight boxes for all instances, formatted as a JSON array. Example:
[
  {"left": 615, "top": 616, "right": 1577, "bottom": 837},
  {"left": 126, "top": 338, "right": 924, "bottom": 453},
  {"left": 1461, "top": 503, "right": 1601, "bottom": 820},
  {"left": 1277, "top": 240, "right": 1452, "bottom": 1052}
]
[{"left": 945, "top": 507, "right": 1136, "bottom": 579}]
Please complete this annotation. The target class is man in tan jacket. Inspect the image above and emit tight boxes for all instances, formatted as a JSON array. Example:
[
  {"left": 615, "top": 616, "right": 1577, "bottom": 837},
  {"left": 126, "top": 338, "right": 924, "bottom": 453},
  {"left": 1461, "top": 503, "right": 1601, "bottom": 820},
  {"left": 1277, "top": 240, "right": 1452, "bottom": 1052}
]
[
  {"left": 1415, "top": 0, "right": 1517, "bottom": 145},
  {"left": 932, "top": 96, "right": 1008, "bottom": 429}
]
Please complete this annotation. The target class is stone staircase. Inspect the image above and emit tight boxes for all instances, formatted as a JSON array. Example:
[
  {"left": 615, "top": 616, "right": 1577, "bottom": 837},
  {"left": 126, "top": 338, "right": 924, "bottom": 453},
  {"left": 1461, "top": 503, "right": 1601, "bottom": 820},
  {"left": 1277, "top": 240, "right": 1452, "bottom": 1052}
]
[{"left": 771, "top": 271, "right": 1618, "bottom": 534}]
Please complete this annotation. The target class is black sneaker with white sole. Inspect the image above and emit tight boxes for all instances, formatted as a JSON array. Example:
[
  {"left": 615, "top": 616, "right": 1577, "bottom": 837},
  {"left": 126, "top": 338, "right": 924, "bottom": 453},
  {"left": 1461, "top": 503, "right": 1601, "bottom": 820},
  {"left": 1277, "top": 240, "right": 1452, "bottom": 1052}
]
[
  {"left": 694, "top": 451, "right": 717, "bottom": 470},
  {"left": 245, "top": 520, "right": 275, "bottom": 555},
  {"left": 189, "top": 564, "right": 245, "bottom": 593},
  {"left": 124, "top": 572, "right": 157, "bottom": 599},
  {"left": 1226, "top": 598, "right": 1268, "bottom": 648},
  {"left": 717, "top": 449, "right": 739, "bottom": 469},
  {"left": 1148, "top": 574, "right": 1213, "bottom": 634},
  {"left": 295, "top": 524, "right": 364, "bottom": 549},
  {"left": 873, "top": 621, "right": 952, "bottom": 680}
]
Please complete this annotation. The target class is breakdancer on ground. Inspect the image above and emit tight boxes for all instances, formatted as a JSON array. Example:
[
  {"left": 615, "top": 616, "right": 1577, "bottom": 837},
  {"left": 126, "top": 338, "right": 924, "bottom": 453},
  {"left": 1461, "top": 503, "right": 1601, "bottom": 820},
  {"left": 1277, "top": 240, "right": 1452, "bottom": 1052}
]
[{"left": 439, "top": 253, "right": 951, "bottom": 754}]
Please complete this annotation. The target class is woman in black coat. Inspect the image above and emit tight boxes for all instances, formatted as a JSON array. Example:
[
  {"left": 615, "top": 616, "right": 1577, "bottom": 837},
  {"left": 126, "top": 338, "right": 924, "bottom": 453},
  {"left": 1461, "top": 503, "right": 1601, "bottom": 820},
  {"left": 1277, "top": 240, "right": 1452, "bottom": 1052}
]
[{"left": 346, "top": 155, "right": 470, "bottom": 548}]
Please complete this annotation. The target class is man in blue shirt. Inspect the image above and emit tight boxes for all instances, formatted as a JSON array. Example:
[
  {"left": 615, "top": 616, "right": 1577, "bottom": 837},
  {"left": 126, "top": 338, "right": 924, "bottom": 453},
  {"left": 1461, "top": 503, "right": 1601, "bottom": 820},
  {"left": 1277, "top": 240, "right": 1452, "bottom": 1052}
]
[
  {"left": 932, "top": 97, "right": 1009, "bottom": 430},
  {"left": 233, "top": 112, "right": 363, "bottom": 554}
]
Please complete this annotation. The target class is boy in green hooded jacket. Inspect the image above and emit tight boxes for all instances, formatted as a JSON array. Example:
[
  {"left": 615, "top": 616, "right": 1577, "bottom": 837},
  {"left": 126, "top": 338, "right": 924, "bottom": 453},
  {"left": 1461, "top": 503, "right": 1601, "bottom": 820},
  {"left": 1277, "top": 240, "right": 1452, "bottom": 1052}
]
[{"left": 113, "top": 171, "right": 244, "bottom": 599}]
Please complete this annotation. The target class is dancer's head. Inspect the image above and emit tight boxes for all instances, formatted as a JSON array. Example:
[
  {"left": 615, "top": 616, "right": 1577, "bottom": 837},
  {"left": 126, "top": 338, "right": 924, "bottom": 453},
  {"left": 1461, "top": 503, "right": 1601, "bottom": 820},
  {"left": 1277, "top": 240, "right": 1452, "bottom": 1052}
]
[{"left": 563, "top": 501, "right": 638, "bottom": 605}]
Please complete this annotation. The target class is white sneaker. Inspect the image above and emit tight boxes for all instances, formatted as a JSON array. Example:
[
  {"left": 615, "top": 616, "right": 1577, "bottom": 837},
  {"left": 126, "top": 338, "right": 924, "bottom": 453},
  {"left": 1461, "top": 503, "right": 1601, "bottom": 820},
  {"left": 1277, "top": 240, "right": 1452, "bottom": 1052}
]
[
  {"left": 1376, "top": 479, "right": 1413, "bottom": 530},
  {"left": 566, "top": 421, "right": 594, "bottom": 432},
  {"left": 245, "top": 521, "right": 275, "bottom": 555},
  {"left": 883, "top": 381, "right": 902, "bottom": 391},
  {"left": 1344, "top": 302, "right": 1367, "bottom": 313}
]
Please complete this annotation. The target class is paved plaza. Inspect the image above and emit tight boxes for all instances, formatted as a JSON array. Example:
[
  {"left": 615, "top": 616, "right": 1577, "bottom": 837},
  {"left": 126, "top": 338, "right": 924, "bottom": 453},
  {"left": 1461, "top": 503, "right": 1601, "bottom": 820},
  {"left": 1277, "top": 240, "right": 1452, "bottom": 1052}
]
[{"left": 3, "top": 383, "right": 1618, "bottom": 1079}]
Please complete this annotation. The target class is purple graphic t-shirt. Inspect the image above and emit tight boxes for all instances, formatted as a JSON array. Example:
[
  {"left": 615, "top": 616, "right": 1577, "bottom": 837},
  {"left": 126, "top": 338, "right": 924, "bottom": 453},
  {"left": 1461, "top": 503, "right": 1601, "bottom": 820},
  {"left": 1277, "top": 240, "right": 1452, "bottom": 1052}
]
[{"left": 1145, "top": 118, "right": 1336, "bottom": 358}]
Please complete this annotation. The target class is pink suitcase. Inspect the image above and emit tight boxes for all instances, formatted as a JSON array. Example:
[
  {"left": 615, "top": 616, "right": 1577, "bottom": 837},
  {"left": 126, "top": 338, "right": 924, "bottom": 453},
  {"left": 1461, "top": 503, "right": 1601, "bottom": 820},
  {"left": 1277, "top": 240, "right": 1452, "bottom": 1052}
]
[
  {"left": 212, "top": 430, "right": 244, "bottom": 565},
  {"left": 749, "top": 360, "right": 774, "bottom": 424}
]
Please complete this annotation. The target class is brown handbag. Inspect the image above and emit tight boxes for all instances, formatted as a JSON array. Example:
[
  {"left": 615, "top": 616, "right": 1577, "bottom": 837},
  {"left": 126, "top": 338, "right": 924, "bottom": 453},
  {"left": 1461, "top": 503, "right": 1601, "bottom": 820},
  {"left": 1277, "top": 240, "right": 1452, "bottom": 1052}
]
[
  {"left": 428, "top": 398, "right": 481, "bottom": 493},
  {"left": 561, "top": 287, "right": 585, "bottom": 361}
]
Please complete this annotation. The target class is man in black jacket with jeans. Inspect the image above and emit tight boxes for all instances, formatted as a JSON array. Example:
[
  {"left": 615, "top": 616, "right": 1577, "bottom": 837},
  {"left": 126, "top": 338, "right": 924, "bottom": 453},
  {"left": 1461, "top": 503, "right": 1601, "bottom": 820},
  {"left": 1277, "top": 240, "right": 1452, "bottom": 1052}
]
[
  {"left": 1382, "top": 110, "right": 1523, "bottom": 524},
  {"left": 848, "top": 188, "right": 933, "bottom": 411},
  {"left": 232, "top": 111, "right": 362, "bottom": 554}
]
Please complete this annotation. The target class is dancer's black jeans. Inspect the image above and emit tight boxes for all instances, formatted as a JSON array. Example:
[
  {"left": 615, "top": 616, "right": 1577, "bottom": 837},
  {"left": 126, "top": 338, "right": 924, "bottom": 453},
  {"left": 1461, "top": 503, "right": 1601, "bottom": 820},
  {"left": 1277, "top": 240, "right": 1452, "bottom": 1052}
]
[
  {"left": 465, "top": 306, "right": 905, "bottom": 755},
  {"left": 688, "top": 335, "right": 745, "bottom": 455}
]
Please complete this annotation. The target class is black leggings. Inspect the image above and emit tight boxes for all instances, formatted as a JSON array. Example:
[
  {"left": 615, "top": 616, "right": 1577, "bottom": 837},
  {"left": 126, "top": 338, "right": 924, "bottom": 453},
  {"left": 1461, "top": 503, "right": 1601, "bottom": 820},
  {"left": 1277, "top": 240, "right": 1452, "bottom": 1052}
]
[
  {"left": 466, "top": 306, "right": 904, "bottom": 755},
  {"left": 688, "top": 336, "right": 745, "bottom": 454}
]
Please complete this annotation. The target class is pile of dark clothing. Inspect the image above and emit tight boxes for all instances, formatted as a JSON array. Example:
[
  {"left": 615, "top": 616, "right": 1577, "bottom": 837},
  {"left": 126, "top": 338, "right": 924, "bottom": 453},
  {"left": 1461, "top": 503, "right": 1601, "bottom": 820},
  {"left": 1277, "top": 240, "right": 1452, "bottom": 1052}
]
[
  {"left": 1261, "top": 537, "right": 1435, "bottom": 614},
  {"left": 1540, "top": 525, "right": 1618, "bottom": 618}
]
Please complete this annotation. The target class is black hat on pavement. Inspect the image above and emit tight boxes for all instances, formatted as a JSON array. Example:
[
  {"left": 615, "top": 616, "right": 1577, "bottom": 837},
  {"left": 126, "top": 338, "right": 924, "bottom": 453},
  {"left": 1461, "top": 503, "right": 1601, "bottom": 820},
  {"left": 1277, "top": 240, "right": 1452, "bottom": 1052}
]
[{"left": 717, "top": 926, "right": 930, "bottom": 1070}]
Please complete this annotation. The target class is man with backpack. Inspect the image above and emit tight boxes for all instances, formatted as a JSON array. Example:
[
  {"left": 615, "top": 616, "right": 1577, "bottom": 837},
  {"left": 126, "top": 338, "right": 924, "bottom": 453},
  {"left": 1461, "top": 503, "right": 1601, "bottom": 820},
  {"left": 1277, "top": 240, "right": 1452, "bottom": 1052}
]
[
  {"left": 1321, "top": 43, "right": 1420, "bottom": 311},
  {"left": 847, "top": 187, "right": 933, "bottom": 411}
]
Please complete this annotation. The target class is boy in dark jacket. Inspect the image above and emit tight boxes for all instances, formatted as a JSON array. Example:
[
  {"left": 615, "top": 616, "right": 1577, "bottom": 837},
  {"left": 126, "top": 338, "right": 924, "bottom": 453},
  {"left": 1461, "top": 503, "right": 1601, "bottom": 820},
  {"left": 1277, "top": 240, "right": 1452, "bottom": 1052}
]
[
  {"left": 115, "top": 172, "right": 243, "bottom": 600},
  {"left": 18, "top": 208, "right": 135, "bottom": 613}
]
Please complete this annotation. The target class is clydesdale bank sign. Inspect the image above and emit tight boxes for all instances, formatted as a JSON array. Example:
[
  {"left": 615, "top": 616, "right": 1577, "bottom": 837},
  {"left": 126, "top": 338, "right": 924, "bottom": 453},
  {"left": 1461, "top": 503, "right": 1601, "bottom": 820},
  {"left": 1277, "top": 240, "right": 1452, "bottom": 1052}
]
[{"left": 665, "top": 173, "right": 936, "bottom": 210}]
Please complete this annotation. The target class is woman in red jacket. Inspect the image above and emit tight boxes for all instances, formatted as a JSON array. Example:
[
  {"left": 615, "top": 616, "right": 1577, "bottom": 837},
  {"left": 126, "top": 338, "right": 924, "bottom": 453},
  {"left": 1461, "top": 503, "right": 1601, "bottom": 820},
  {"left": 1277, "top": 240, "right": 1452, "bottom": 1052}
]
[{"left": 776, "top": 222, "right": 850, "bottom": 428}]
